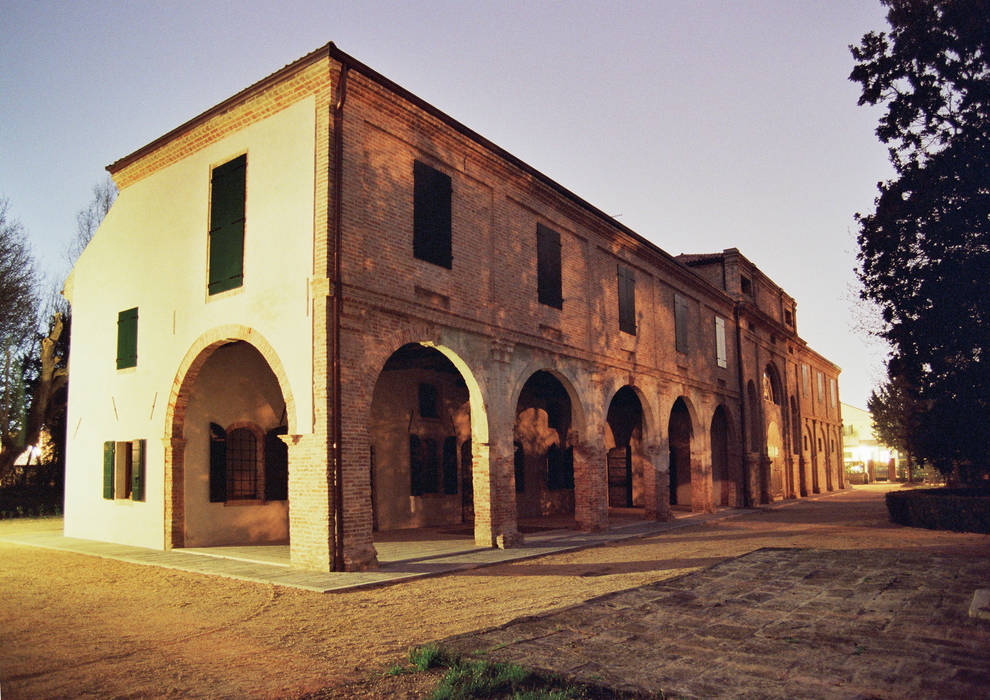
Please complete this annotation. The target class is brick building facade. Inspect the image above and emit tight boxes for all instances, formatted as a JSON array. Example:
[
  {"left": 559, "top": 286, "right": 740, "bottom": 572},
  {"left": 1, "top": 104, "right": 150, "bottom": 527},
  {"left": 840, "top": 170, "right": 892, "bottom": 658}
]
[{"left": 63, "top": 44, "right": 843, "bottom": 572}]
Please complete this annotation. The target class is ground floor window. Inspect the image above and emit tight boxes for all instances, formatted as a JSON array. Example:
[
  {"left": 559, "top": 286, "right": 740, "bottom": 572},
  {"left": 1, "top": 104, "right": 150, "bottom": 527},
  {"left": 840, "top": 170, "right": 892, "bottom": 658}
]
[
  {"left": 102, "top": 439, "right": 145, "bottom": 502},
  {"left": 209, "top": 422, "right": 287, "bottom": 503}
]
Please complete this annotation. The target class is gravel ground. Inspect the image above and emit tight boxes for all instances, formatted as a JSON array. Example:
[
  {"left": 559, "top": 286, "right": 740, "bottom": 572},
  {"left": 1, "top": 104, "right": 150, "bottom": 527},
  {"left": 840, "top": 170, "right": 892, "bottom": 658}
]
[{"left": 1, "top": 484, "right": 987, "bottom": 698}]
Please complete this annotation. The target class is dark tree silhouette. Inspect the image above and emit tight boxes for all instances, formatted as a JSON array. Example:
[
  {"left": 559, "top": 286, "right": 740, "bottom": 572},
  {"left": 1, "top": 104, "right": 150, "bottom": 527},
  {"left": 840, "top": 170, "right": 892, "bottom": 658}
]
[{"left": 851, "top": 0, "right": 990, "bottom": 481}]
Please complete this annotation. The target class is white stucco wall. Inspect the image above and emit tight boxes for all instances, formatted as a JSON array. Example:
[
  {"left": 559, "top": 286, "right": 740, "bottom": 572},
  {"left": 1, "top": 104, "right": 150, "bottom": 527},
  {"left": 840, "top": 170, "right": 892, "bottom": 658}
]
[{"left": 63, "top": 97, "right": 316, "bottom": 548}]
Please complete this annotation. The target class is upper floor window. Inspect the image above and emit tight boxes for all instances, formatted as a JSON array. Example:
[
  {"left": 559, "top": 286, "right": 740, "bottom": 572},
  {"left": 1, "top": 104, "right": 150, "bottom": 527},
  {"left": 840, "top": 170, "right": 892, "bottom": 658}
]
[
  {"left": 208, "top": 154, "right": 247, "bottom": 295},
  {"left": 802, "top": 364, "right": 810, "bottom": 397},
  {"left": 829, "top": 377, "right": 837, "bottom": 409},
  {"left": 674, "top": 294, "right": 689, "bottom": 353},
  {"left": 817, "top": 371, "right": 825, "bottom": 403},
  {"left": 116, "top": 307, "right": 138, "bottom": 369},
  {"left": 617, "top": 264, "right": 636, "bottom": 335},
  {"left": 740, "top": 275, "right": 753, "bottom": 297},
  {"left": 413, "top": 160, "right": 452, "bottom": 268},
  {"left": 784, "top": 309, "right": 793, "bottom": 327},
  {"left": 536, "top": 223, "right": 562, "bottom": 309},
  {"left": 714, "top": 316, "right": 727, "bottom": 368}
]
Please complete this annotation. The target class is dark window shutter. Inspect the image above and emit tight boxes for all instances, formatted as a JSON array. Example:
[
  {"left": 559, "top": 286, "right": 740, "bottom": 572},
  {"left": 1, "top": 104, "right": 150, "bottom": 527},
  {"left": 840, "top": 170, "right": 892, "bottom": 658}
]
[
  {"left": 536, "top": 223, "right": 563, "bottom": 309},
  {"left": 208, "top": 154, "right": 247, "bottom": 295},
  {"left": 409, "top": 434, "right": 423, "bottom": 496},
  {"left": 564, "top": 446, "right": 575, "bottom": 489},
  {"left": 460, "top": 439, "right": 473, "bottom": 498},
  {"left": 617, "top": 265, "right": 636, "bottom": 334},
  {"left": 675, "top": 296, "right": 689, "bottom": 353},
  {"left": 442, "top": 437, "right": 458, "bottom": 494},
  {"left": 209, "top": 423, "right": 227, "bottom": 502},
  {"left": 116, "top": 308, "right": 138, "bottom": 369},
  {"left": 418, "top": 383, "right": 439, "bottom": 419},
  {"left": 131, "top": 439, "right": 146, "bottom": 502},
  {"left": 413, "top": 160, "right": 452, "bottom": 268},
  {"left": 103, "top": 441, "right": 115, "bottom": 499},
  {"left": 423, "top": 438, "right": 440, "bottom": 493},
  {"left": 264, "top": 427, "right": 289, "bottom": 501},
  {"left": 547, "top": 444, "right": 562, "bottom": 490},
  {"left": 514, "top": 442, "right": 525, "bottom": 493}
]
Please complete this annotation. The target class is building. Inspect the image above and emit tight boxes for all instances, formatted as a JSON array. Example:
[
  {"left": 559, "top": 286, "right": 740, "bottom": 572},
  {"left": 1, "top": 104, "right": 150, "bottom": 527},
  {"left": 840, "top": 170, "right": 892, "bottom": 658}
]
[
  {"left": 63, "top": 43, "right": 844, "bottom": 572},
  {"left": 842, "top": 402, "right": 897, "bottom": 482}
]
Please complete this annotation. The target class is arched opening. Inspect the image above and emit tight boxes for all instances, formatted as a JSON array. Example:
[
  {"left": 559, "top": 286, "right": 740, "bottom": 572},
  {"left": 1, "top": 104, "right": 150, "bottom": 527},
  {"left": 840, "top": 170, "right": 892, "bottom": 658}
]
[
  {"left": 179, "top": 341, "right": 290, "bottom": 547},
  {"left": 763, "top": 364, "right": 785, "bottom": 501},
  {"left": 710, "top": 405, "right": 730, "bottom": 507},
  {"left": 513, "top": 371, "right": 575, "bottom": 527},
  {"left": 368, "top": 344, "right": 473, "bottom": 533},
  {"left": 605, "top": 386, "right": 646, "bottom": 513},
  {"left": 668, "top": 397, "right": 693, "bottom": 508}
]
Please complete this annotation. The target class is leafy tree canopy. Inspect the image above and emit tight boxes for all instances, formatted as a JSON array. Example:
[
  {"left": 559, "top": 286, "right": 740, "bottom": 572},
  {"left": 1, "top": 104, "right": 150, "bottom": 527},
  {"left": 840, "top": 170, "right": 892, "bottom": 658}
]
[{"left": 851, "top": 0, "right": 990, "bottom": 479}]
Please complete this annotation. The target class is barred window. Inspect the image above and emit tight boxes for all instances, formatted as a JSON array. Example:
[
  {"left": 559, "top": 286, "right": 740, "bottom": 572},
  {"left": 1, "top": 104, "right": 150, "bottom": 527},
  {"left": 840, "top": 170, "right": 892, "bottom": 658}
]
[{"left": 227, "top": 427, "right": 259, "bottom": 500}]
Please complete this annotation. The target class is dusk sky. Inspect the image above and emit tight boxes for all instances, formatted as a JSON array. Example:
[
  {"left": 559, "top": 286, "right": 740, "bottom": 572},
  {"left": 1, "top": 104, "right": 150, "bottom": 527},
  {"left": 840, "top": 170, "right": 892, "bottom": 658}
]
[{"left": 2, "top": 0, "right": 894, "bottom": 408}]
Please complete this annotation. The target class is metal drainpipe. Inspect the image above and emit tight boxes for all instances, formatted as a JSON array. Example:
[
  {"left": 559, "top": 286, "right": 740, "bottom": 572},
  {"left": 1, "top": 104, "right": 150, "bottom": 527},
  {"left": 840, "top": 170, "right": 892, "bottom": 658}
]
[
  {"left": 330, "top": 59, "right": 349, "bottom": 571},
  {"left": 734, "top": 305, "right": 752, "bottom": 507}
]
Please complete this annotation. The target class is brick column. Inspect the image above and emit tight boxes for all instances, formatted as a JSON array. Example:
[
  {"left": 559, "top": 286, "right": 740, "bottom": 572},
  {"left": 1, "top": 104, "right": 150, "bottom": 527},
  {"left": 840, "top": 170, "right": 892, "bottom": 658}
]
[
  {"left": 644, "top": 439, "right": 672, "bottom": 521},
  {"left": 286, "top": 433, "right": 334, "bottom": 571},
  {"left": 574, "top": 439, "right": 608, "bottom": 531},
  {"left": 488, "top": 341, "right": 521, "bottom": 548},
  {"left": 163, "top": 437, "right": 186, "bottom": 549}
]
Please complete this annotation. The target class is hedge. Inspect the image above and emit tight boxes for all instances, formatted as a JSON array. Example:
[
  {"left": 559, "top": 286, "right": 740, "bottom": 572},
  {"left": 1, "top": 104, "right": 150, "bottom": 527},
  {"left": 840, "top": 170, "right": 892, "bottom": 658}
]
[{"left": 885, "top": 488, "right": 990, "bottom": 533}]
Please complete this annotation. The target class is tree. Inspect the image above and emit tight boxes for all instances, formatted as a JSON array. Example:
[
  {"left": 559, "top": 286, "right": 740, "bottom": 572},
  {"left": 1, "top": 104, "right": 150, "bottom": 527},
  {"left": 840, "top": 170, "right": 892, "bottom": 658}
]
[
  {"left": 66, "top": 176, "right": 116, "bottom": 265},
  {"left": 868, "top": 375, "right": 921, "bottom": 480},
  {"left": 851, "top": 0, "right": 990, "bottom": 482}
]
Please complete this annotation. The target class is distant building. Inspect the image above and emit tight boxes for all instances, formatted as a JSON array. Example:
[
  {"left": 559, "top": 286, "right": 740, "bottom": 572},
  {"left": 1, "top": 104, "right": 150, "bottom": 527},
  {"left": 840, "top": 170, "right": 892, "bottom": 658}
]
[
  {"left": 841, "top": 403, "right": 898, "bottom": 482},
  {"left": 63, "top": 43, "right": 844, "bottom": 572}
]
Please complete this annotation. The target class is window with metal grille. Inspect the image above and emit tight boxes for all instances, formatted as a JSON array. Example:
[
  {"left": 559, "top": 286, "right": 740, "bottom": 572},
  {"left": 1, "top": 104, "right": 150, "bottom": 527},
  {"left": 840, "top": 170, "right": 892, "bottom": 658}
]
[{"left": 226, "top": 427, "right": 259, "bottom": 500}]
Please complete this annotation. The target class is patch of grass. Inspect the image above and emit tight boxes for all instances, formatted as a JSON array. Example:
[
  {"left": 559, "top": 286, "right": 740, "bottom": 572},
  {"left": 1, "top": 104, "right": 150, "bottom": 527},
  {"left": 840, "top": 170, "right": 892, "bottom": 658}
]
[
  {"left": 384, "top": 663, "right": 411, "bottom": 676},
  {"left": 410, "top": 643, "right": 450, "bottom": 671},
  {"left": 430, "top": 658, "right": 581, "bottom": 700}
]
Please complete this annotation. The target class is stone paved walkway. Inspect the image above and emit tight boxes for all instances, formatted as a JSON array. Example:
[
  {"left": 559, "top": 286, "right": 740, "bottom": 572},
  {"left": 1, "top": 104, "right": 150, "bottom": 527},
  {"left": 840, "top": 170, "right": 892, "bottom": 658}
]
[
  {"left": 441, "top": 546, "right": 990, "bottom": 699},
  {"left": 0, "top": 506, "right": 758, "bottom": 592}
]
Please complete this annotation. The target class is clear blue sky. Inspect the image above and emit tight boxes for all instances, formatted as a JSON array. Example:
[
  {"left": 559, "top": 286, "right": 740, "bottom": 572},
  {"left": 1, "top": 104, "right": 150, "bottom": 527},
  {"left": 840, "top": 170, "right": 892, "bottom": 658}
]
[{"left": 2, "top": 0, "right": 893, "bottom": 408}]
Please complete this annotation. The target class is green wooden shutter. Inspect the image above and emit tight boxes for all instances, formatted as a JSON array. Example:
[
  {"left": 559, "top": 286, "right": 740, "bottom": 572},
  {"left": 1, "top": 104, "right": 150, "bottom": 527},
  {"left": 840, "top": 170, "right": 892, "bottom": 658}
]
[
  {"left": 103, "top": 441, "right": 115, "bottom": 499},
  {"left": 131, "top": 439, "right": 146, "bottom": 502},
  {"left": 209, "top": 423, "right": 227, "bottom": 502},
  {"left": 537, "top": 223, "right": 563, "bottom": 309},
  {"left": 413, "top": 160, "right": 452, "bottom": 268},
  {"left": 264, "top": 427, "right": 288, "bottom": 501},
  {"left": 116, "top": 308, "right": 138, "bottom": 369},
  {"left": 208, "top": 154, "right": 246, "bottom": 295},
  {"left": 617, "top": 265, "right": 636, "bottom": 334}
]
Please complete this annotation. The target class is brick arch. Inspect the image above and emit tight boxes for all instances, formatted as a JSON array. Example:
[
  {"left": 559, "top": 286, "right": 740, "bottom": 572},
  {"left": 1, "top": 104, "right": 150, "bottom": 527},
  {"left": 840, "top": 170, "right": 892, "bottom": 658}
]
[
  {"left": 508, "top": 360, "right": 588, "bottom": 440},
  {"left": 165, "top": 324, "right": 298, "bottom": 439},
  {"left": 162, "top": 325, "right": 296, "bottom": 549},
  {"left": 602, "top": 382, "right": 656, "bottom": 447}
]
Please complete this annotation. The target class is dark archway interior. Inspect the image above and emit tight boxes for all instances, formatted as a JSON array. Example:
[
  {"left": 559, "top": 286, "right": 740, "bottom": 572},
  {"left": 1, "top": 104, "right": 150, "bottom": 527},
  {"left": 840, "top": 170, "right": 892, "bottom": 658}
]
[
  {"left": 369, "top": 344, "right": 471, "bottom": 531},
  {"left": 514, "top": 371, "right": 574, "bottom": 519},
  {"left": 711, "top": 405, "right": 730, "bottom": 507},
  {"left": 606, "top": 387, "right": 644, "bottom": 509},
  {"left": 668, "top": 398, "right": 692, "bottom": 507}
]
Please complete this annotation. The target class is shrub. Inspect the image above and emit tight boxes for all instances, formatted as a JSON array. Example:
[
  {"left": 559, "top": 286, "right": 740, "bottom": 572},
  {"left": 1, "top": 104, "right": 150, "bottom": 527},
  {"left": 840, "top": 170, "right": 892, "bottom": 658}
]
[{"left": 885, "top": 488, "right": 990, "bottom": 533}]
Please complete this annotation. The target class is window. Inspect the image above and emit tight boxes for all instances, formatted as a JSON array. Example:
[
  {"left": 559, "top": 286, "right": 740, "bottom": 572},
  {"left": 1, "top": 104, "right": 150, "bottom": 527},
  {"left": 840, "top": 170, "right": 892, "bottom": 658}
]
[
  {"left": 209, "top": 422, "right": 287, "bottom": 502},
  {"left": 714, "top": 316, "right": 727, "bottom": 368},
  {"left": 617, "top": 265, "right": 636, "bottom": 334},
  {"left": 784, "top": 309, "right": 794, "bottom": 327},
  {"left": 102, "top": 440, "right": 145, "bottom": 502},
  {"left": 409, "top": 435, "right": 442, "bottom": 496},
  {"left": 802, "top": 364, "right": 810, "bottom": 397},
  {"left": 536, "top": 223, "right": 562, "bottom": 309},
  {"left": 413, "top": 160, "right": 452, "bottom": 268},
  {"left": 817, "top": 372, "right": 825, "bottom": 403},
  {"left": 740, "top": 275, "right": 753, "bottom": 296},
  {"left": 208, "top": 154, "right": 247, "bottom": 295},
  {"left": 116, "top": 307, "right": 138, "bottom": 369},
  {"left": 418, "top": 383, "right": 439, "bottom": 419},
  {"left": 829, "top": 378, "right": 837, "bottom": 409},
  {"left": 674, "top": 294, "right": 689, "bottom": 353}
]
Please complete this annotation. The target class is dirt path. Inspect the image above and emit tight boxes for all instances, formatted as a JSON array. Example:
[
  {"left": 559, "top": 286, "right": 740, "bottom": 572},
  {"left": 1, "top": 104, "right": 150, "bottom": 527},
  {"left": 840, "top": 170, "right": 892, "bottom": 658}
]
[{"left": 2, "top": 485, "right": 988, "bottom": 698}]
